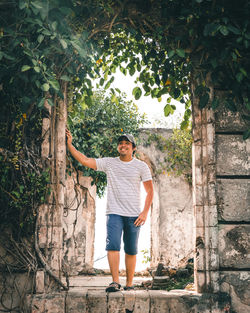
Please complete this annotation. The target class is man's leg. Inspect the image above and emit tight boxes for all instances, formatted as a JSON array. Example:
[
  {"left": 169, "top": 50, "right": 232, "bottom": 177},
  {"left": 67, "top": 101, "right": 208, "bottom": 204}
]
[
  {"left": 107, "top": 250, "right": 120, "bottom": 284},
  {"left": 125, "top": 253, "right": 136, "bottom": 287},
  {"left": 123, "top": 216, "right": 141, "bottom": 288}
]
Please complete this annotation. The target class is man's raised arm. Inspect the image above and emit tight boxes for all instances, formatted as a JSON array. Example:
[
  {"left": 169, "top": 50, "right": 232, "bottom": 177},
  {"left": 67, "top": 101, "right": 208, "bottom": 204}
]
[{"left": 66, "top": 129, "right": 97, "bottom": 170}]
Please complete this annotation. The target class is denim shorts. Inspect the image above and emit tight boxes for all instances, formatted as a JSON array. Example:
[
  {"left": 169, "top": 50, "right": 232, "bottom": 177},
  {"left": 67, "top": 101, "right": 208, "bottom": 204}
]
[{"left": 106, "top": 214, "right": 141, "bottom": 255}]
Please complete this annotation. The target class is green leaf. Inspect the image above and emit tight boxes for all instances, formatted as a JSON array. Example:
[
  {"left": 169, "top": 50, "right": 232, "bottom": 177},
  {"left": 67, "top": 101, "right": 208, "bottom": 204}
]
[
  {"left": 19, "top": 0, "right": 26, "bottom": 9},
  {"left": 168, "top": 50, "right": 175, "bottom": 58},
  {"left": 243, "top": 129, "right": 250, "bottom": 140},
  {"left": 60, "top": 75, "right": 71, "bottom": 81},
  {"left": 37, "top": 34, "right": 44, "bottom": 43},
  {"left": 240, "top": 68, "right": 247, "bottom": 77},
  {"left": 220, "top": 26, "right": 229, "bottom": 36},
  {"left": 38, "top": 98, "right": 45, "bottom": 108},
  {"left": 211, "top": 97, "right": 219, "bottom": 110},
  {"left": 227, "top": 25, "right": 241, "bottom": 35},
  {"left": 21, "top": 65, "right": 31, "bottom": 72},
  {"left": 59, "top": 39, "right": 67, "bottom": 49},
  {"left": 129, "top": 66, "right": 135, "bottom": 76},
  {"left": 164, "top": 103, "right": 174, "bottom": 117},
  {"left": 176, "top": 49, "right": 185, "bottom": 58},
  {"left": 34, "top": 66, "right": 40, "bottom": 73},
  {"left": 199, "top": 93, "right": 209, "bottom": 109},
  {"left": 51, "top": 21, "right": 57, "bottom": 31},
  {"left": 47, "top": 98, "right": 54, "bottom": 106},
  {"left": 41, "top": 83, "right": 50, "bottom": 91},
  {"left": 31, "top": 1, "right": 43, "bottom": 9},
  {"left": 132, "top": 87, "right": 142, "bottom": 100},
  {"left": 236, "top": 72, "right": 243, "bottom": 82},
  {"left": 49, "top": 80, "right": 60, "bottom": 91}
]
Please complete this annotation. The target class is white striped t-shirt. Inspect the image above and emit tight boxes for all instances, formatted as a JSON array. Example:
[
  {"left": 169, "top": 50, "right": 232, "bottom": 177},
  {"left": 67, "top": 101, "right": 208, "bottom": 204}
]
[{"left": 96, "top": 157, "right": 152, "bottom": 216}]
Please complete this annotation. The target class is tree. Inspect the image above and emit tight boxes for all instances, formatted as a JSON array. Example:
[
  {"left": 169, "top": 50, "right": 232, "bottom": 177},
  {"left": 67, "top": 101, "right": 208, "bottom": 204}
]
[{"left": 67, "top": 89, "right": 147, "bottom": 196}]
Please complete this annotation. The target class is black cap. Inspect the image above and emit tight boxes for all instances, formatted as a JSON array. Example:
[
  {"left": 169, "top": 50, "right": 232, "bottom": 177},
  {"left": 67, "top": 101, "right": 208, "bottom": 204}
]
[{"left": 118, "top": 133, "right": 136, "bottom": 146}]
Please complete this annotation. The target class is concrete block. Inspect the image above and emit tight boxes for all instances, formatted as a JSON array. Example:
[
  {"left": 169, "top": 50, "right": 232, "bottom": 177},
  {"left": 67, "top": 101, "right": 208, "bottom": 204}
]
[
  {"left": 44, "top": 293, "right": 65, "bottom": 312},
  {"left": 217, "top": 179, "right": 250, "bottom": 222},
  {"left": 31, "top": 295, "right": 46, "bottom": 313},
  {"left": 218, "top": 225, "right": 250, "bottom": 268},
  {"left": 215, "top": 106, "right": 249, "bottom": 132},
  {"left": 66, "top": 291, "right": 87, "bottom": 313},
  {"left": 134, "top": 290, "right": 150, "bottom": 313},
  {"left": 204, "top": 205, "right": 218, "bottom": 227},
  {"left": 108, "top": 291, "right": 125, "bottom": 312},
  {"left": 204, "top": 226, "right": 218, "bottom": 250},
  {"left": 149, "top": 290, "right": 190, "bottom": 313},
  {"left": 220, "top": 271, "right": 250, "bottom": 313},
  {"left": 35, "top": 270, "right": 44, "bottom": 294},
  {"left": 123, "top": 290, "right": 135, "bottom": 311},
  {"left": 216, "top": 135, "right": 250, "bottom": 175},
  {"left": 87, "top": 290, "right": 107, "bottom": 313}
]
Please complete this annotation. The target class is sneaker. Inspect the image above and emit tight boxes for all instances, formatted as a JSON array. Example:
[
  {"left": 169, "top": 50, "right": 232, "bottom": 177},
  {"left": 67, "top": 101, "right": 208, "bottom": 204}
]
[
  {"left": 106, "top": 282, "right": 121, "bottom": 292},
  {"left": 123, "top": 286, "right": 135, "bottom": 291}
]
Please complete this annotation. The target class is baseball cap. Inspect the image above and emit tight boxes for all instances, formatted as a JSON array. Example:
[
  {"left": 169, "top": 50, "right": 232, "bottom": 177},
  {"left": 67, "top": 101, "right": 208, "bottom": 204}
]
[{"left": 118, "top": 133, "right": 136, "bottom": 146}]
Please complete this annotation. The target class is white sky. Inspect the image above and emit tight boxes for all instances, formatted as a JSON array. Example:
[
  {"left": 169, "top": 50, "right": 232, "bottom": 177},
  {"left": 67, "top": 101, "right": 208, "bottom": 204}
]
[{"left": 94, "top": 70, "right": 186, "bottom": 128}]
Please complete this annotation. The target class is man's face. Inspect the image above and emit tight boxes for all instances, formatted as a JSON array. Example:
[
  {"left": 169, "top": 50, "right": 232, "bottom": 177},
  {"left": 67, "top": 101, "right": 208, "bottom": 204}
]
[{"left": 117, "top": 140, "right": 135, "bottom": 157}]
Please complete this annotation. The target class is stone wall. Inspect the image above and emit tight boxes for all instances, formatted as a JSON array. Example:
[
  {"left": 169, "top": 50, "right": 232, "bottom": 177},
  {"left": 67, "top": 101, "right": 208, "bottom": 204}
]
[
  {"left": 62, "top": 172, "right": 96, "bottom": 276},
  {"left": 138, "top": 129, "right": 194, "bottom": 268},
  {"left": 215, "top": 106, "right": 250, "bottom": 313},
  {"left": 192, "top": 89, "right": 250, "bottom": 313}
]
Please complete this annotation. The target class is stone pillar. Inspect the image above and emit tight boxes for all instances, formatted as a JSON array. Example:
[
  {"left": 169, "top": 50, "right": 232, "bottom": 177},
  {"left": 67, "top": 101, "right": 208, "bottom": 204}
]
[
  {"left": 192, "top": 90, "right": 219, "bottom": 293},
  {"left": 37, "top": 85, "right": 67, "bottom": 290}
]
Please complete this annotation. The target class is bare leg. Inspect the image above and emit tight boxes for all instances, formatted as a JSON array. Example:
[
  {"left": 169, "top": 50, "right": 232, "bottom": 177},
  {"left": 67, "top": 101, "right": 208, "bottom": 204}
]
[
  {"left": 107, "top": 250, "right": 120, "bottom": 283},
  {"left": 125, "top": 253, "right": 136, "bottom": 287}
]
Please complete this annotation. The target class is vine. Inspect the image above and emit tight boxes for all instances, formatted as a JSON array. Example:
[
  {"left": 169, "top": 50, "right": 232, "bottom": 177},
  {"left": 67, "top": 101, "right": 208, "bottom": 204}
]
[{"left": 145, "top": 128, "right": 192, "bottom": 184}]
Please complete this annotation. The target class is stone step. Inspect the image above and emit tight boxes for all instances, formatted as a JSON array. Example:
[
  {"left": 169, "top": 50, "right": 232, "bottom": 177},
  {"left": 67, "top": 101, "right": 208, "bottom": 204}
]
[{"left": 24, "top": 289, "right": 229, "bottom": 313}]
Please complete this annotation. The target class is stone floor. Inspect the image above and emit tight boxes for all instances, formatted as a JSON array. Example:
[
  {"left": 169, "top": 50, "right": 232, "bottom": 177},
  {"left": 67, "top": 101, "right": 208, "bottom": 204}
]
[{"left": 66, "top": 275, "right": 151, "bottom": 291}]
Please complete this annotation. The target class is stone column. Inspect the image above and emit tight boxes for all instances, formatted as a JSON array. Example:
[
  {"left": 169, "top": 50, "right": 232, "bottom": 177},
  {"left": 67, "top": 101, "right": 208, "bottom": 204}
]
[
  {"left": 192, "top": 89, "right": 219, "bottom": 293},
  {"left": 37, "top": 85, "right": 67, "bottom": 290}
]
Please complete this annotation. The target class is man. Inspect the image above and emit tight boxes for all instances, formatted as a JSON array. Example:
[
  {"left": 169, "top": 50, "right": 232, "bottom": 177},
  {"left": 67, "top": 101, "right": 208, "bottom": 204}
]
[{"left": 66, "top": 129, "right": 154, "bottom": 292}]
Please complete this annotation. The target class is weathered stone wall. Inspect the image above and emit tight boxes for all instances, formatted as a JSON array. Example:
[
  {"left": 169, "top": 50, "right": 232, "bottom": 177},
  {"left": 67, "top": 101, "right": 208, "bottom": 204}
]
[
  {"left": 215, "top": 106, "right": 250, "bottom": 313},
  {"left": 138, "top": 129, "right": 194, "bottom": 268},
  {"left": 192, "top": 88, "right": 250, "bottom": 313},
  {"left": 63, "top": 172, "right": 96, "bottom": 276}
]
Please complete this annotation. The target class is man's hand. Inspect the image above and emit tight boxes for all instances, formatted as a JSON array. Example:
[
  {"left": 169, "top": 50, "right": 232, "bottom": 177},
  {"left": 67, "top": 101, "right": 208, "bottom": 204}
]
[
  {"left": 134, "top": 210, "right": 148, "bottom": 227},
  {"left": 66, "top": 128, "right": 73, "bottom": 146}
]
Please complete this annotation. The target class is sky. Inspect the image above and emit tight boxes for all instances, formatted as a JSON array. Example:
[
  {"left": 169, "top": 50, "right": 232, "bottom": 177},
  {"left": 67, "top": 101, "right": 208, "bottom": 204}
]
[{"left": 93, "top": 70, "right": 185, "bottom": 271}]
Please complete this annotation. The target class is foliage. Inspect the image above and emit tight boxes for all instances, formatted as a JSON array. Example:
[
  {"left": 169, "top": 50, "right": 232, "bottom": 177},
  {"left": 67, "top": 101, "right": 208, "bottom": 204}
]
[
  {"left": 0, "top": 103, "right": 50, "bottom": 236},
  {"left": 67, "top": 89, "right": 148, "bottom": 196},
  {"left": 92, "top": 0, "right": 250, "bottom": 136},
  {"left": 146, "top": 128, "right": 192, "bottom": 184},
  {"left": 141, "top": 249, "right": 151, "bottom": 264}
]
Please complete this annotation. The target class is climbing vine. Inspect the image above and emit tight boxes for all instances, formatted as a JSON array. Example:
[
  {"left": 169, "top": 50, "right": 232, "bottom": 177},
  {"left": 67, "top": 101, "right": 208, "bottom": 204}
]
[{"left": 145, "top": 128, "right": 193, "bottom": 184}]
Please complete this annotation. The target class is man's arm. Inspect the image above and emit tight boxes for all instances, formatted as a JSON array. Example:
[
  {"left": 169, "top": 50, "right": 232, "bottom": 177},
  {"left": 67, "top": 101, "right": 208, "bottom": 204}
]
[
  {"left": 134, "top": 180, "right": 154, "bottom": 227},
  {"left": 66, "top": 129, "right": 97, "bottom": 170}
]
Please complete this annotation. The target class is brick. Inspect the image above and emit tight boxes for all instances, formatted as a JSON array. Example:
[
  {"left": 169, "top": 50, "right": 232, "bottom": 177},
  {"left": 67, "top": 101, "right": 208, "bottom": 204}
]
[
  {"left": 218, "top": 225, "right": 250, "bottom": 268},
  {"left": 217, "top": 179, "right": 250, "bottom": 222}
]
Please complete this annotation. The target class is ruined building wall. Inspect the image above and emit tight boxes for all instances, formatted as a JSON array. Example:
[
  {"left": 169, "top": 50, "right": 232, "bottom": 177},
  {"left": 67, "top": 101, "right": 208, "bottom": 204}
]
[
  {"left": 192, "top": 89, "right": 250, "bottom": 313},
  {"left": 63, "top": 172, "right": 96, "bottom": 276},
  {"left": 138, "top": 129, "right": 194, "bottom": 268}
]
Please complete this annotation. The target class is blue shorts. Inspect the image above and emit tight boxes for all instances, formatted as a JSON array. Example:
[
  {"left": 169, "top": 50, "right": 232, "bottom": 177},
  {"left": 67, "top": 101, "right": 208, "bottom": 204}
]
[{"left": 106, "top": 214, "right": 141, "bottom": 255}]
